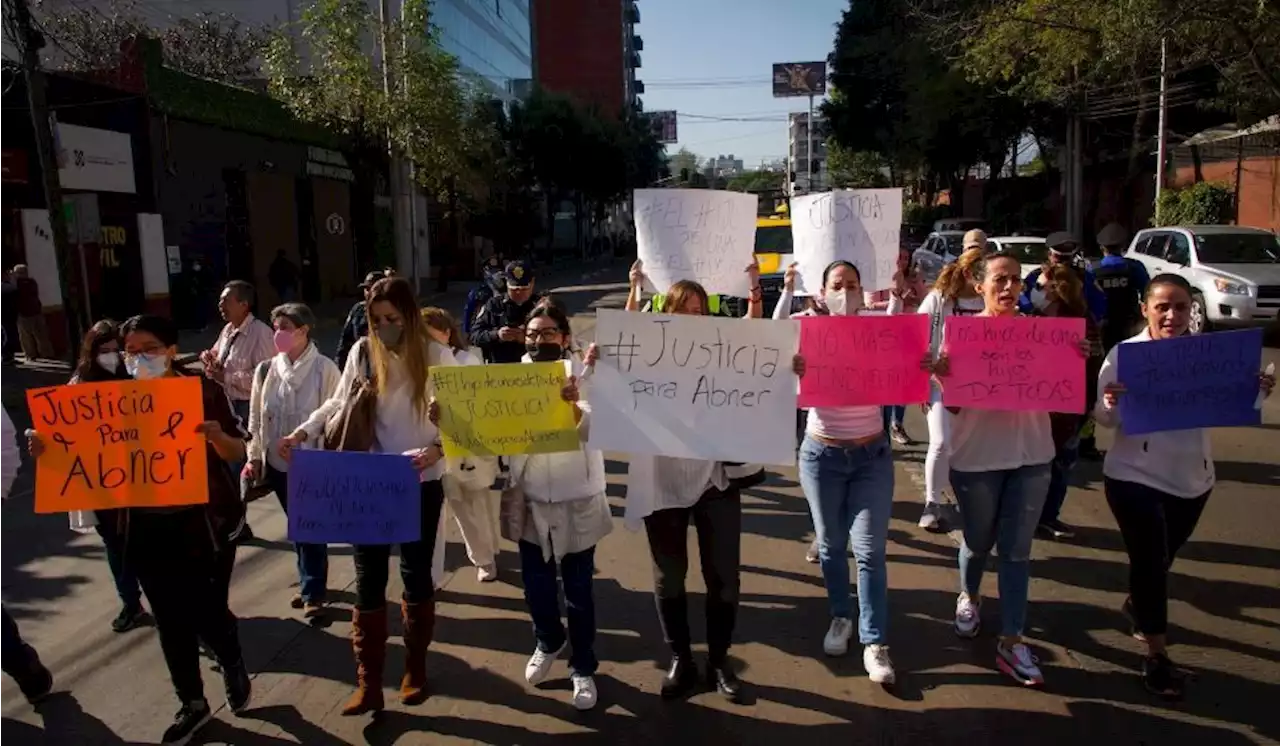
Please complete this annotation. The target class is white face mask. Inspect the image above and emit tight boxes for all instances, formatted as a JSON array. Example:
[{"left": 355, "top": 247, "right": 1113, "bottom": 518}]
[
  {"left": 1030, "top": 287, "right": 1050, "bottom": 311},
  {"left": 96, "top": 352, "right": 121, "bottom": 373},
  {"left": 125, "top": 353, "right": 168, "bottom": 380},
  {"left": 825, "top": 289, "right": 860, "bottom": 316}
]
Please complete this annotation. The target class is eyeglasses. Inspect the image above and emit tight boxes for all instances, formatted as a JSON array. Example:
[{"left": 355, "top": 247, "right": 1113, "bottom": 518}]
[{"left": 524, "top": 328, "right": 561, "bottom": 342}]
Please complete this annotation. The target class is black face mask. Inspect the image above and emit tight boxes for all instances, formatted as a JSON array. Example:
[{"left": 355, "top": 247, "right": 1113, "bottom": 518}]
[{"left": 527, "top": 343, "right": 563, "bottom": 362}]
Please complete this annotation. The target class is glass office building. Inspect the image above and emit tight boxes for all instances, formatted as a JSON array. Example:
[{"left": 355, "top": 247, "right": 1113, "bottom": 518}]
[{"left": 432, "top": 0, "right": 533, "bottom": 100}]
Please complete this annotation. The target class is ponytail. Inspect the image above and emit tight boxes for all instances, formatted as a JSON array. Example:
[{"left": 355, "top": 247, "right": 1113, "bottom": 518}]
[{"left": 933, "top": 248, "right": 985, "bottom": 300}]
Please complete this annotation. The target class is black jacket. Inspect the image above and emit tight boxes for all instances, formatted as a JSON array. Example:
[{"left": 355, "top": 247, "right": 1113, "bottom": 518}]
[
  {"left": 470, "top": 293, "right": 542, "bottom": 363},
  {"left": 336, "top": 300, "right": 369, "bottom": 369}
]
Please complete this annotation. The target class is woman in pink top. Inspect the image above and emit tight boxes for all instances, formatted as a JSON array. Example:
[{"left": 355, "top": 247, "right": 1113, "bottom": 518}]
[
  {"left": 867, "top": 247, "right": 926, "bottom": 444},
  {"left": 786, "top": 260, "right": 931, "bottom": 686}
]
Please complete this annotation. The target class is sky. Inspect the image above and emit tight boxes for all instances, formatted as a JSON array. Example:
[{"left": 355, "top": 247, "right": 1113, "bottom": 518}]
[{"left": 639, "top": 0, "right": 848, "bottom": 169}]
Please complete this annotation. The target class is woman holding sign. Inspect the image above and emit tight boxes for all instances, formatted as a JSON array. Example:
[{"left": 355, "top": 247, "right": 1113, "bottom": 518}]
[
  {"left": 30, "top": 314, "right": 254, "bottom": 745},
  {"left": 282, "top": 277, "right": 456, "bottom": 717},
  {"left": 67, "top": 319, "right": 151, "bottom": 634},
  {"left": 915, "top": 247, "right": 987, "bottom": 533},
  {"left": 779, "top": 260, "right": 908, "bottom": 685},
  {"left": 422, "top": 306, "right": 502, "bottom": 583},
  {"left": 503, "top": 302, "right": 613, "bottom": 710},
  {"left": 245, "top": 303, "right": 342, "bottom": 617},
  {"left": 933, "top": 252, "right": 1091, "bottom": 689},
  {"left": 623, "top": 265, "right": 764, "bottom": 703},
  {"left": 1095, "top": 274, "right": 1274, "bottom": 699}
]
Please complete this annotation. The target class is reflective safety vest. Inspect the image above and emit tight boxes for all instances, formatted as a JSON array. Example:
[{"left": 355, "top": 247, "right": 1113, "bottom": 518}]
[{"left": 648, "top": 292, "right": 724, "bottom": 315}]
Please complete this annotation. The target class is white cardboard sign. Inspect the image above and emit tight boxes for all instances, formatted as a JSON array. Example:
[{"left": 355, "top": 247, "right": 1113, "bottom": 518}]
[
  {"left": 634, "top": 189, "right": 758, "bottom": 298},
  {"left": 791, "top": 188, "right": 903, "bottom": 295},
  {"left": 587, "top": 308, "right": 799, "bottom": 465}
]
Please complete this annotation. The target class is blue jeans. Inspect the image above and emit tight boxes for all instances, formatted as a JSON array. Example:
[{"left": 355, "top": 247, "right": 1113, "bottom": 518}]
[
  {"left": 268, "top": 466, "right": 330, "bottom": 603},
  {"left": 881, "top": 406, "right": 906, "bottom": 432},
  {"left": 519, "top": 540, "right": 597, "bottom": 676},
  {"left": 95, "top": 511, "right": 142, "bottom": 611},
  {"left": 1041, "top": 429, "right": 1081, "bottom": 525},
  {"left": 950, "top": 463, "right": 1052, "bottom": 638},
  {"left": 798, "top": 434, "right": 895, "bottom": 644}
]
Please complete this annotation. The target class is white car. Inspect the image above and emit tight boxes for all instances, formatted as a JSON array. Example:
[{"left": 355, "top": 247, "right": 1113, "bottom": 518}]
[
  {"left": 988, "top": 236, "right": 1049, "bottom": 281},
  {"left": 1124, "top": 225, "right": 1280, "bottom": 333},
  {"left": 911, "top": 231, "right": 966, "bottom": 287}
]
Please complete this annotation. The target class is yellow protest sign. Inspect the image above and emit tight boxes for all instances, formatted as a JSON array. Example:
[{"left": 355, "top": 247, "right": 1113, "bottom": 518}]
[
  {"left": 431, "top": 362, "right": 580, "bottom": 458},
  {"left": 26, "top": 377, "right": 210, "bottom": 513}
]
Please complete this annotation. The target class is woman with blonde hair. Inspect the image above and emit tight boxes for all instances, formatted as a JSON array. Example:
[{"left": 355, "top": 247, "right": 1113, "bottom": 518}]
[
  {"left": 914, "top": 247, "right": 986, "bottom": 532},
  {"left": 421, "top": 306, "right": 502, "bottom": 582},
  {"left": 280, "top": 277, "right": 457, "bottom": 717}
]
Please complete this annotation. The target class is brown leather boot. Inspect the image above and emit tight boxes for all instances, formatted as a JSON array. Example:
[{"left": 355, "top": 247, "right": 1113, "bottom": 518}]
[
  {"left": 400, "top": 599, "right": 435, "bottom": 705},
  {"left": 341, "top": 606, "right": 387, "bottom": 716}
]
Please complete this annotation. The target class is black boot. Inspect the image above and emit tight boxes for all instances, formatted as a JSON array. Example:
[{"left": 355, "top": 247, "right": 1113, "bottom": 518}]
[
  {"left": 661, "top": 654, "right": 700, "bottom": 699},
  {"left": 707, "top": 659, "right": 742, "bottom": 702},
  {"left": 706, "top": 600, "right": 742, "bottom": 701}
]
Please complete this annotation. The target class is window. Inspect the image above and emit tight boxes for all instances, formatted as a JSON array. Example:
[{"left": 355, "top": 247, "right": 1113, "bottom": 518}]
[
  {"left": 1167, "top": 233, "right": 1191, "bottom": 265},
  {"left": 1194, "top": 232, "right": 1280, "bottom": 264},
  {"left": 1137, "top": 233, "right": 1169, "bottom": 257}
]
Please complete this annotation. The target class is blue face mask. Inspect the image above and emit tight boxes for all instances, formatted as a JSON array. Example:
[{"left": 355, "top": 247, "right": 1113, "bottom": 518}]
[{"left": 126, "top": 353, "right": 169, "bottom": 380}]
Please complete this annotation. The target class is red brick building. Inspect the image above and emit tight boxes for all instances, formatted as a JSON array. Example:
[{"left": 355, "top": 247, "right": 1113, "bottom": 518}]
[{"left": 532, "top": 0, "right": 642, "bottom": 114}]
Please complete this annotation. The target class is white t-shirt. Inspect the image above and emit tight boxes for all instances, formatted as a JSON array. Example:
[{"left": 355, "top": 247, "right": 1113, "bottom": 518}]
[
  {"left": 1094, "top": 329, "right": 1214, "bottom": 498},
  {"left": 948, "top": 408, "right": 1055, "bottom": 472}
]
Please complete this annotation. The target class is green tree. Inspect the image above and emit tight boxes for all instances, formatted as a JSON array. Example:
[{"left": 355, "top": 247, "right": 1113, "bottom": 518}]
[
  {"left": 726, "top": 169, "right": 784, "bottom": 193},
  {"left": 825, "top": 143, "right": 889, "bottom": 188},
  {"left": 38, "top": 0, "right": 266, "bottom": 83},
  {"left": 668, "top": 147, "right": 702, "bottom": 183},
  {"left": 263, "top": 0, "right": 469, "bottom": 199}
]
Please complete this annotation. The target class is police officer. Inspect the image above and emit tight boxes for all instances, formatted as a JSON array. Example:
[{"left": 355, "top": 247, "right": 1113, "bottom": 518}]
[
  {"left": 1093, "top": 222, "right": 1150, "bottom": 352},
  {"left": 470, "top": 260, "right": 543, "bottom": 363},
  {"left": 1019, "top": 231, "right": 1108, "bottom": 322}
]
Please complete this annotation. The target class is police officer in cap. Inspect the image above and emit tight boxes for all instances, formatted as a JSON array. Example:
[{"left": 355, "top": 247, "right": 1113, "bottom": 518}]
[
  {"left": 1019, "top": 231, "right": 1108, "bottom": 321},
  {"left": 471, "top": 260, "right": 543, "bottom": 363},
  {"left": 1093, "top": 222, "right": 1150, "bottom": 352}
]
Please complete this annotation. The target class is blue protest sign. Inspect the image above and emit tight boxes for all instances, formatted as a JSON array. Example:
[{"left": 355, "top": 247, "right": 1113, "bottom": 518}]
[
  {"left": 1117, "top": 328, "right": 1263, "bottom": 435},
  {"left": 287, "top": 450, "right": 421, "bottom": 545}
]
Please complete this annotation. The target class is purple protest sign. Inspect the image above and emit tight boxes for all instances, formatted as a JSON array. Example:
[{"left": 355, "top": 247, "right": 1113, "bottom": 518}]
[{"left": 287, "top": 450, "right": 422, "bottom": 545}]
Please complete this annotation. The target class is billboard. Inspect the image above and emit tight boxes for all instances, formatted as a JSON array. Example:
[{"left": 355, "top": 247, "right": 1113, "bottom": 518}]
[
  {"left": 772, "top": 62, "right": 827, "bottom": 98},
  {"left": 647, "top": 110, "right": 678, "bottom": 144}
]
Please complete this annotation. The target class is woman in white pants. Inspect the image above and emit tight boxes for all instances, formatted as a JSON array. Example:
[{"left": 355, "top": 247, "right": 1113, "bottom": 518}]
[
  {"left": 915, "top": 243, "right": 986, "bottom": 532},
  {"left": 423, "top": 307, "right": 502, "bottom": 582}
]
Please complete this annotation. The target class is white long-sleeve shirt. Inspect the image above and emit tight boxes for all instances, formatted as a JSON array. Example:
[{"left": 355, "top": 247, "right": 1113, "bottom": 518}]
[
  {"left": 1093, "top": 329, "right": 1215, "bottom": 498},
  {"left": 2, "top": 408, "right": 20, "bottom": 499},
  {"left": 298, "top": 337, "right": 457, "bottom": 481}
]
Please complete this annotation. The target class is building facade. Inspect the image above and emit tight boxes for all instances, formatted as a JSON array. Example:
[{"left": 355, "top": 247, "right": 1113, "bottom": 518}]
[
  {"left": 433, "top": 0, "right": 534, "bottom": 101},
  {"left": 706, "top": 154, "right": 745, "bottom": 177},
  {"left": 788, "top": 112, "right": 828, "bottom": 195},
  {"left": 533, "top": 0, "right": 641, "bottom": 114}
]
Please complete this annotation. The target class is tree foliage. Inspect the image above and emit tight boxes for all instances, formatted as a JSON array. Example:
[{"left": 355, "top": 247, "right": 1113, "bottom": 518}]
[
  {"left": 823, "top": 0, "right": 1030, "bottom": 196},
  {"left": 263, "top": 0, "right": 469, "bottom": 198},
  {"left": 726, "top": 169, "right": 785, "bottom": 193},
  {"left": 1153, "top": 181, "right": 1234, "bottom": 226},
  {"left": 826, "top": 141, "right": 890, "bottom": 188},
  {"left": 37, "top": 0, "right": 266, "bottom": 83},
  {"left": 667, "top": 148, "right": 702, "bottom": 180}
]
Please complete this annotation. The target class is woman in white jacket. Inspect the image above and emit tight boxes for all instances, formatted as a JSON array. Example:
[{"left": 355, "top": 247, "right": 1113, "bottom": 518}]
[
  {"left": 245, "top": 303, "right": 342, "bottom": 616},
  {"left": 422, "top": 306, "right": 502, "bottom": 582},
  {"left": 472, "top": 300, "right": 612, "bottom": 711},
  {"left": 1095, "top": 274, "right": 1273, "bottom": 699}
]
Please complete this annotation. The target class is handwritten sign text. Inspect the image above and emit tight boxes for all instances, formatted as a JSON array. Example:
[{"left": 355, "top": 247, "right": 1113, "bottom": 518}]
[
  {"left": 798, "top": 314, "right": 931, "bottom": 407},
  {"left": 634, "top": 188, "right": 758, "bottom": 298},
  {"left": 431, "top": 362, "right": 579, "bottom": 458},
  {"left": 941, "top": 316, "right": 1086, "bottom": 413},
  {"left": 791, "top": 189, "right": 903, "bottom": 294},
  {"left": 287, "top": 450, "right": 421, "bottom": 545}
]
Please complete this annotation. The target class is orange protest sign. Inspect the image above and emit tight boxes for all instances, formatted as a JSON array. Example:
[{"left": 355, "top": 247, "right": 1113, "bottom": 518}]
[{"left": 26, "top": 377, "right": 210, "bottom": 513}]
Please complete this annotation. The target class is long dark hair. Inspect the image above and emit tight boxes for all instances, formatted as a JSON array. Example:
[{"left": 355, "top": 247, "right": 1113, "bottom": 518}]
[
  {"left": 366, "top": 276, "right": 431, "bottom": 415},
  {"left": 526, "top": 300, "right": 575, "bottom": 356},
  {"left": 74, "top": 319, "right": 125, "bottom": 382}
]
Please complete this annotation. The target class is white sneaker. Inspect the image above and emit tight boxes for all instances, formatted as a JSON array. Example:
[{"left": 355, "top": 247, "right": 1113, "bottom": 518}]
[
  {"left": 570, "top": 674, "right": 598, "bottom": 710},
  {"left": 996, "top": 641, "right": 1044, "bottom": 686},
  {"left": 955, "top": 593, "right": 981, "bottom": 639},
  {"left": 477, "top": 564, "right": 498, "bottom": 582},
  {"left": 918, "top": 502, "right": 945, "bottom": 532},
  {"left": 863, "top": 644, "right": 896, "bottom": 685},
  {"left": 524, "top": 641, "right": 566, "bottom": 685},
  {"left": 823, "top": 617, "right": 854, "bottom": 656}
]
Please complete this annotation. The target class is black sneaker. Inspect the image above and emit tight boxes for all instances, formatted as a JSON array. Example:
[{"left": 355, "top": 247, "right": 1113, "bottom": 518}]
[
  {"left": 222, "top": 660, "right": 252, "bottom": 714},
  {"left": 161, "top": 699, "right": 212, "bottom": 746},
  {"left": 1142, "top": 653, "right": 1185, "bottom": 700},
  {"left": 1036, "top": 519, "right": 1075, "bottom": 540},
  {"left": 111, "top": 606, "right": 150, "bottom": 633}
]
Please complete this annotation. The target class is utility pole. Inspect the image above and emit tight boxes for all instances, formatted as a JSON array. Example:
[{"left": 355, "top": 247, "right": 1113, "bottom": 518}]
[
  {"left": 806, "top": 93, "right": 815, "bottom": 194},
  {"left": 8, "top": 0, "right": 83, "bottom": 359},
  {"left": 1154, "top": 35, "right": 1169, "bottom": 223}
]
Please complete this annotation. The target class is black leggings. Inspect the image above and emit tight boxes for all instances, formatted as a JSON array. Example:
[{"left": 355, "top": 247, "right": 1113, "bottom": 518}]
[
  {"left": 1104, "top": 477, "right": 1210, "bottom": 637},
  {"left": 352, "top": 480, "right": 446, "bottom": 611}
]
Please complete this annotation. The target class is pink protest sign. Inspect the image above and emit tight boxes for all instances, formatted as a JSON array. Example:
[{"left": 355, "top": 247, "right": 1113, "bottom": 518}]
[
  {"left": 798, "top": 314, "right": 931, "bottom": 407},
  {"left": 941, "top": 315, "right": 1086, "bottom": 413}
]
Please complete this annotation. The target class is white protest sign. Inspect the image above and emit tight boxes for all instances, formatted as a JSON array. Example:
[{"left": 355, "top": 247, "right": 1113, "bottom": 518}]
[
  {"left": 634, "top": 188, "right": 758, "bottom": 298},
  {"left": 791, "top": 188, "right": 903, "bottom": 295},
  {"left": 588, "top": 308, "right": 799, "bottom": 466}
]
